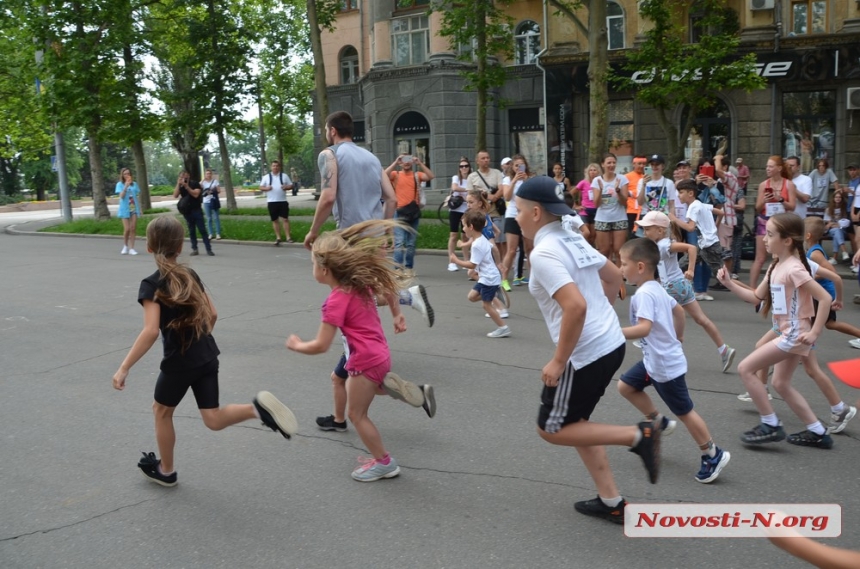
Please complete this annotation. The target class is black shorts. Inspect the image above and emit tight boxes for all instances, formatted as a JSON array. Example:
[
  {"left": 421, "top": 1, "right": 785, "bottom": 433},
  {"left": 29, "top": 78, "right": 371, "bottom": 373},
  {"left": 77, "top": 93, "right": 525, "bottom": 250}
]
[
  {"left": 812, "top": 299, "right": 838, "bottom": 323},
  {"left": 449, "top": 210, "right": 464, "bottom": 233},
  {"left": 154, "top": 358, "right": 219, "bottom": 409},
  {"left": 583, "top": 207, "right": 597, "bottom": 224},
  {"left": 504, "top": 217, "right": 522, "bottom": 237},
  {"left": 268, "top": 201, "right": 290, "bottom": 221},
  {"left": 537, "top": 343, "right": 625, "bottom": 434},
  {"left": 333, "top": 353, "right": 348, "bottom": 380}
]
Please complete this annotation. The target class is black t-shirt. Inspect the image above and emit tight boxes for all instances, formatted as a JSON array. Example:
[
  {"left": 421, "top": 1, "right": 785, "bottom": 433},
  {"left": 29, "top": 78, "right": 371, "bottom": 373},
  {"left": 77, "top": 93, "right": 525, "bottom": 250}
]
[
  {"left": 179, "top": 180, "right": 203, "bottom": 212},
  {"left": 138, "top": 269, "right": 220, "bottom": 372}
]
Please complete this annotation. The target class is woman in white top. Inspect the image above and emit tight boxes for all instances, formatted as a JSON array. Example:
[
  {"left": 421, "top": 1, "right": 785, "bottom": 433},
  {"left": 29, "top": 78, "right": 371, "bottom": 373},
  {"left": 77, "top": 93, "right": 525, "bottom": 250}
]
[
  {"left": 500, "top": 155, "right": 533, "bottom": 285},
  {"left": 591, "top": 153, "right": 629, "bottom": 265},
  {"left": 447, "top": 157, "right": 472, "bottom": 271},
  {"left": 201, "top": 168, "right": 221, "bottom": 240}
]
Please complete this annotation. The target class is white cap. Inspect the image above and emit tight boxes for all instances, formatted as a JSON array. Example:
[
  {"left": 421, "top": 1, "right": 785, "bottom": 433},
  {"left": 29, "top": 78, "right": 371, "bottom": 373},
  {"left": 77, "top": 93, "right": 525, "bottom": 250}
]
[{"left": 501, "top": 157, "right": 512, "bottom": 166}]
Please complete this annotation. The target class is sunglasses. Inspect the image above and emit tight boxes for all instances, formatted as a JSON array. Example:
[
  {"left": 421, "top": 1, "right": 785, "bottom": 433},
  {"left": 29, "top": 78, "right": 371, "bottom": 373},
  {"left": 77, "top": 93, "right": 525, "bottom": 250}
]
[{"left": 459, "top": 164, "right": 470, "bottom": 168}]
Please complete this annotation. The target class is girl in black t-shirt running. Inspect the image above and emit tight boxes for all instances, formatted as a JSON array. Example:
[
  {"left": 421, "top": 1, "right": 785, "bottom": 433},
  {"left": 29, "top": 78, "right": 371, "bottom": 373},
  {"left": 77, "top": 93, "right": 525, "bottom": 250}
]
[{"left": 112, "top": 216, "right": 297, "bottom": 487}]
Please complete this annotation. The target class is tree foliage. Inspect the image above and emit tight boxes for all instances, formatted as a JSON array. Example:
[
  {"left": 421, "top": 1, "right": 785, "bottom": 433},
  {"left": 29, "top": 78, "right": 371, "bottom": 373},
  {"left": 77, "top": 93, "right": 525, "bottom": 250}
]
[{"left": 614, "top": 0, "right": 766, "bottom": 162}]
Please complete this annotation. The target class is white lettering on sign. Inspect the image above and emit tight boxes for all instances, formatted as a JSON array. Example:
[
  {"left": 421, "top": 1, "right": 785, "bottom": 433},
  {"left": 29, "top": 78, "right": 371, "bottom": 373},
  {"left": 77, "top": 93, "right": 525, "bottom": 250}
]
[{"left": 632, "top": 61, "right": 793, "bottom": 84}]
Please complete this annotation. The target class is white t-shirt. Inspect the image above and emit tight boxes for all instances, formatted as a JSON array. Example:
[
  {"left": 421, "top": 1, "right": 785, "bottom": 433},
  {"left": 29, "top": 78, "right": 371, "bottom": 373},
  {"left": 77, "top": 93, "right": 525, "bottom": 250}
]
[
  {"left": 592, "top": 175, "right": 629, "bottom": 223},
  {"left": 656, "top": 237, "right": 684, "bottom": 283},
  {"left": 686, "top": 200, "right": 718, "bottom": 248},
  {"left": 260, "top": 172, "right": 292, "bottom": 203},
  {"left": 470, "top": 235, "right": 501, "bottom": 286},
  {"left": 503, "top": 177, "right": 523, "bottom": 219},
  {"left": 629, "top": 280, "right": 687, "bottom": 381},
  {"left": 528, "top": 221, "right": 625, "bottom": 369},
  {"left": 561, "top": 213, "right": 585, "bottom": 233},
  {"left": 792, "top": 174, "right": 813, "bottom": 218},
  {"left": 638, "top": 176, "right": 677, "bottom": 217},
  {"left": 450, "top": 175, "right": 469, "bottom": 213},
  {"left": 201, "top": 179, "right": 219, "bottom": 204}
]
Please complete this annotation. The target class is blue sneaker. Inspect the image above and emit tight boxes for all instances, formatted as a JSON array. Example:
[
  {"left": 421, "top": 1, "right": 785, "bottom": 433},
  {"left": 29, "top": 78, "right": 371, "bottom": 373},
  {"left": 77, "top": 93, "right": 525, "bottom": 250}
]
[
  {"left": 351, "top": 456, "right": 401, "bottom": 482},
  {"left": 695, "top": 448, "right": 731, "bottom": 483}
]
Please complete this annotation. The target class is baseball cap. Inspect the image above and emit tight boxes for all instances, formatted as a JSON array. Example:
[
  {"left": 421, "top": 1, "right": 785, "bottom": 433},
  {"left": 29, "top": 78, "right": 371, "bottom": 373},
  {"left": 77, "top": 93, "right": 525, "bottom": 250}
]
[
  {"left": 501, "top": 157, "right": 512, "bottom": 166},
  {"left": 516, "top": 176, "right": 575, "bottom": 216},
  {"left": 736, "top": 157, "right": 743, "bottom": 163},
  {"left": 636, "top": 211, "right": 670, "bottom": 228},
  {"left": 846, "top": 164, "right": 858, "bottom": 169},
  {"left": 649, "top": 154, "right": 665, "bottom": 165},
  {"left": 676, "top": 159, "right": 691, "bottom": 167}
]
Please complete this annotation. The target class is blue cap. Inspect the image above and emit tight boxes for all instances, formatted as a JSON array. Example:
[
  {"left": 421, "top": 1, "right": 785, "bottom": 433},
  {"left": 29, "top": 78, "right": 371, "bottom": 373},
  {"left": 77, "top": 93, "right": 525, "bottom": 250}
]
[{"left": 516, "top": 176, "right": 575, "bottom": 216}]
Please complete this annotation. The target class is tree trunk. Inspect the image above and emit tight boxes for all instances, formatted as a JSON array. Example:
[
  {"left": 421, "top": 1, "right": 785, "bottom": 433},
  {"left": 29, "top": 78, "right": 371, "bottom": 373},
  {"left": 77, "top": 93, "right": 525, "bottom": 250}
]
[
  {"left": 87, "top": 124, "right": 110, "bottom": 220},
  {"left": 307, "top": 0, "right": 328, "bottom": 134},
  {"left": 475, "top": 6, "right": 488, "bottom": 153},
  {"left": 217, "top": 126, "right": 236, "bottom": 210},
  {"left": 257, "top": 83, "right": 267, "bottom": 177},
  {"left": 132, "top": 139, "right": 150, "bottom": 211},
  {"left": 587, "top": 0, "right": 609, "bottom": 165}
]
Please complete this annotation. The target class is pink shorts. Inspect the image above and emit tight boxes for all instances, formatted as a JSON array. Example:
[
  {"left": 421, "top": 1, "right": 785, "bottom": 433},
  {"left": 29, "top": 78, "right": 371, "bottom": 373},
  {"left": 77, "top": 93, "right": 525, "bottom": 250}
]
[{"left": 348, "top": 357, "right": 392, "bottom": 386}]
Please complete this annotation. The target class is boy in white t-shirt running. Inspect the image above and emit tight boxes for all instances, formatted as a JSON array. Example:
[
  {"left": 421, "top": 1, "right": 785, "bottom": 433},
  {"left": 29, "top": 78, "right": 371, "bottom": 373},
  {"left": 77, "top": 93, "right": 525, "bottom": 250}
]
[
  {"left": 670, "top": 179, "right": 725, "bottom": 300},
  {"left": 617, "top": 238, "right": 730, "bottom": 483},
  {"left": 449, "top": 210, "right": 510, "bottom": 338}
]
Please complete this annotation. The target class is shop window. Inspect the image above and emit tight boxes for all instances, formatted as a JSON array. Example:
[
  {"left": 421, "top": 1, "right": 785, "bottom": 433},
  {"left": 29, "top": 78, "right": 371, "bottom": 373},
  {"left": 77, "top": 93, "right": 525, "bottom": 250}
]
[
  {"left": 391, "top": 15, "right": 429, "bottom": 67},
  {"left": 607, "top": 1, "right": 625, "bottom": 50},
  {"left": 339, "top": 0, "right": 358, "bottom": 11},
  {"left": 791, "top": 0, "right": 827, "bottom": 35},
  {"left": 394, "top": 111, "right": 431, "bottom": 168},
  {"left": 514, "top": 20, "right": 541, "bottom": 65},
  {"left": 340, "top": 46, "right": 359, "bottom": 85},
  {"left": 608, "top": 99, "right": 634, "bottom": 172},
  {"left": 782, "top": 91, "right": 836, "bottom": 172},
  {"left": 682, "top": 99, "right": 731, "bottom": 164}
]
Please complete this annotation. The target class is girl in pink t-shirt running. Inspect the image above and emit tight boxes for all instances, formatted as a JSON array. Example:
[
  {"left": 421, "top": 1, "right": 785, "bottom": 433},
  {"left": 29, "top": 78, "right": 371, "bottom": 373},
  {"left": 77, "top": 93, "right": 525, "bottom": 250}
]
[
  {"left": 575, "top": 163, "right": 601, "bottom": 245},
  {"left": 716, "top": 213, "right": 834, "bottom": 449},
  {"left": 287, "top": 219, "right": 437, "bottom": 482}
]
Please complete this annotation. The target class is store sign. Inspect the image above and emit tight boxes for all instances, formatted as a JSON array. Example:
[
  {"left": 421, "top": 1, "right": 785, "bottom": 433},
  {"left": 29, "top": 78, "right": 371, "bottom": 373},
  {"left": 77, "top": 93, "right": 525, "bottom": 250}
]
[{"left": 631, "top": 61, "right": 793, "bottom": 84}]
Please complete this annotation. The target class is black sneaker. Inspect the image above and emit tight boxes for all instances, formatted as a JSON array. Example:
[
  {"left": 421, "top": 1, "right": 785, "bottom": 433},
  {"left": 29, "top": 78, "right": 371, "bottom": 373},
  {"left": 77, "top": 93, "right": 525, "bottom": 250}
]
[
  {"left": 740, "top": 422, "right": 786, "bottom": 445},
  {"left": 629, "top": 421, "right": 661, "bottom": 484},
  {"left": 316, "top": 414, "right": 347, "bottom": 432},
  {"left": 137, "top": 451, "right": 177, "bottom": 487},
  {"left": 253, "top": 391, "right": 298, "bottom": 440},
  {"left": 574, "top": 496, "right": 627, "bottom": 525},
  {"left": 189, "top": 249, "right": 199, "bottom": 256},
  {"left": 207, "top": 250, "right": 215, "bottom": 256},
  {"left": 421, "top": 385, "right": 436, "bottom": 418},
  {"left": 787, "top": 429, "right": 833, "bottom": 449}
]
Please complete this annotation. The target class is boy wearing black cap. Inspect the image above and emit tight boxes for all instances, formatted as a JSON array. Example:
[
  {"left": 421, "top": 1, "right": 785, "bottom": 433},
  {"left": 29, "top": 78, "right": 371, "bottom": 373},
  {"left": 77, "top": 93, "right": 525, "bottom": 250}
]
[{"left": 514, "top": 175, "right": 662, "bottom": 525}]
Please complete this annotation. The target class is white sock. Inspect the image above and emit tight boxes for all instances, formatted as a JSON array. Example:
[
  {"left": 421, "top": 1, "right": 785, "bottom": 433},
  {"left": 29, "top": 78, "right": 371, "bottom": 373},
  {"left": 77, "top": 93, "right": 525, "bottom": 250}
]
[
  {"left": 807, "top": 421, "right": 826, "bottom": 435},
  {"left": 631, "top": 428, "right": 643, "bottom": 447},
  {"left": 831, "top": 402, "right": 845, "bottom": 415},
  {"left": 718, "top": 344, "right": 727, "bottom": 354},
  {"left": 760, "top": 413, "right": 779, "bottom": 427},
  {"left": 600, "top": 495, "right": 623, "bottom": 508}
]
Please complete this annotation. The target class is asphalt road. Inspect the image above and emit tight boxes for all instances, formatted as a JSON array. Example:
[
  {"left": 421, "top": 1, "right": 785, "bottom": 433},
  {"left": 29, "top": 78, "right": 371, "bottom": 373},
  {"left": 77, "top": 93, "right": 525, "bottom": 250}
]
[{"left": 2, "top": 218, "right": 860, "bottom": 569}]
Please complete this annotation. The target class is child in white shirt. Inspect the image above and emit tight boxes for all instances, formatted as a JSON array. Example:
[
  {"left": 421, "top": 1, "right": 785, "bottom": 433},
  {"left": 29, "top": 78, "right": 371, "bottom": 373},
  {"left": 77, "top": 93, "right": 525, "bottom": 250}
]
[{"left": 670, "top": 179, "right": 725, "bottom": 294}]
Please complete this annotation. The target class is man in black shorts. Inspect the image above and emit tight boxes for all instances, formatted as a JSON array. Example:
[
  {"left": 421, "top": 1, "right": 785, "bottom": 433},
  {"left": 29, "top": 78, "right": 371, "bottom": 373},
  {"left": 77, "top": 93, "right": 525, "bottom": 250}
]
[{"left": 260, "top": 160, "right": 294, "bottom": 245}]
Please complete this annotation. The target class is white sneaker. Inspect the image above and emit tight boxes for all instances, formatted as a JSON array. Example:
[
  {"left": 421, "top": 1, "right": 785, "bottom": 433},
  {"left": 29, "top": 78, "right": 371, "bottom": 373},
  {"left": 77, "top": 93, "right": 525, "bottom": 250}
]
[
  {"left": 447, "top": 263, "right": 458, "bottom": 272},
  {"left": 849, "top": 338, "right": 860, "bottom": 349},
  {"left": 408, "top": 285, "right": 434, "bottom": 327},
  {"left": 830, "top": 406, "right": 857, "bottom": 434},
  {"left": 121, "top": 245, "right": 129, "bottom": 255},
  {"left": 730, "top": 273, "right": 739, "bottom": 280},
  {"left": 828, "top": 257, "right": 838, "bottom": 265},
  {"left": 208, "top": 234, "right": 213, "bottom": 239},
  {"left": 841, "top": 251, "right": 850, "bottom": 262},
  {"left": 487, "top": 325, "right": 511, "bottom": 338},
  {"left": 632, "top": 340, "right": 643, "bottom": 349},
  {"left": 129, "top": 249, "right": 138, "bottom": 255},
  {"left": 695, "top": 293, "right": 714, "bottom": 301},
  {"left": 737, "top": 390, "right": 772, "bottom": 402},
  {"left": 852, "top": 265, "right": 859, "bottom": 274},
  {"left": 485, "top": 310, "right": 509, "bottom": 319}
]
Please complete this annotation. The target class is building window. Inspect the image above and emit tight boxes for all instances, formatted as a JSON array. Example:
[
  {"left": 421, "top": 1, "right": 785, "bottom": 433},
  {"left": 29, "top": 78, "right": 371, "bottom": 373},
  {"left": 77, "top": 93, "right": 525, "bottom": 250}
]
[
  {"left": 396, "top": 0, "right": 429, "bottom": 9},
  {"left": 783, "top": 91, "right": 836, "bottom": 171},
  {"left": 339, "top": 0, "right": 358, "bottom": 11},
  {"left": 391, "top": 15, "right": 429, "bottom": 67},
  {"left": 608, "top": 99, "right": 634, "bottom": 170},
  {"left": 340, "top": 46, "right": 359, "bottom": 85},
  {"left": 791, "top": 0, "right": 827, "bottom": 35},
  {"left": 514, "top": 20, "right": 540, "bottom": 65},
  {"left": 683, "top": 99, "right": 731, "bottom": 164},
  {"left": 607, "top": 1, "right": 625, "bottom": 50}
]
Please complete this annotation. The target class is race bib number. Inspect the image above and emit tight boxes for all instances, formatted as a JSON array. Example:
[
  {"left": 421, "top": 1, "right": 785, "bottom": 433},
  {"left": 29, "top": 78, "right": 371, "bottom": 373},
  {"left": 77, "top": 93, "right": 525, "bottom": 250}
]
[
  {"left": 588, "top": 190, "right": 594, "bottom": 202},
  {"left": 770, "top": 283, "right": 787, "bottom": 315},
  {"left": 765, "top": 202, "right": 785, "bottom": 217},
  {"left": 562, "top": 233, "right": 603, "bottom": 268}
]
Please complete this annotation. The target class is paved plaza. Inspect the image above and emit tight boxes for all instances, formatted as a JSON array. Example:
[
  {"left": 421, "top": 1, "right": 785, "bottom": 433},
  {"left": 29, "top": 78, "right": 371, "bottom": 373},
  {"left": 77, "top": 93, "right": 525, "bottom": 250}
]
[{"left": 2, "top": 210, "right": 860, "bottom": 568}]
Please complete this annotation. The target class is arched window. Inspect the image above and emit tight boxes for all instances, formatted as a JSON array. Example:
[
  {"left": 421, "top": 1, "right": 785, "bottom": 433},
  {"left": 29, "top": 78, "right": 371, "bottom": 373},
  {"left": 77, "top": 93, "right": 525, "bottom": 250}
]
[
  {"left": 340, "top": 46, "right": 359, "bottom": 85},
  {"left": 514, "top": 20, "right": 540, "bottom": 65},
  {"left": 607, "top": 1, "right": 625, "bottom": 50}
]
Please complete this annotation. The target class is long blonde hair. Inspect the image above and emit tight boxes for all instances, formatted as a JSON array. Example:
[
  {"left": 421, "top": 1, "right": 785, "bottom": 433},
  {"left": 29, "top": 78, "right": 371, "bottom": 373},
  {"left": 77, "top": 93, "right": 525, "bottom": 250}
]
[
  {"left": 312, "top": 219, "right": 412, "bottom": 301},
  {"left": 146, "top": 216, "right": 214, "bottom": 352}
]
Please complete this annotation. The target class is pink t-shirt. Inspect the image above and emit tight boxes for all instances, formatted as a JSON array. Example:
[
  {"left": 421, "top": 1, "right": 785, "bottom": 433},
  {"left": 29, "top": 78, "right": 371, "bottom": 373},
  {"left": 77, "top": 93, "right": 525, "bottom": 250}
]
[
  {"left": 322, "top": 287, "right": 390, "bottom": 372},
  {"left": 576, "top": 179, "right": 595, "bottom": 209},
  {"left": 769, "top": 255, "right": 814, "bottom": 355}
]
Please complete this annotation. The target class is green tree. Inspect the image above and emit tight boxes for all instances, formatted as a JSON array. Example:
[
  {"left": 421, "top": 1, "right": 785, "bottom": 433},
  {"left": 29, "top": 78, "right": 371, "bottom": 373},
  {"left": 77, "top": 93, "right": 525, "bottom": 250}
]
[
  {"left": 614, "top": 0, "right": 766, "bottom": 163},
  {"left": 306, "top": 0, "right": 340, "bottom": 134},
  {"left": 433, "top": 0, "right": 514, "bottom": 153}
]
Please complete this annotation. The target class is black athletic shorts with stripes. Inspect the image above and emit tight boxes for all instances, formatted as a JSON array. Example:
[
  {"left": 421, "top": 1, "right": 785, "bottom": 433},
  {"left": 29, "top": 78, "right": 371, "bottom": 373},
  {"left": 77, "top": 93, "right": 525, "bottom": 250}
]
[{"left": 537, "top": 343, "right": 626, "bottom": 434}]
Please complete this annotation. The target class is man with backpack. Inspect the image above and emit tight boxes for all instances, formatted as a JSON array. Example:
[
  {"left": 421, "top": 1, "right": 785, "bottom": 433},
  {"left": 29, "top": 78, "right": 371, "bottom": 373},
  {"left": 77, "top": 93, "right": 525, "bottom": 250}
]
[{"left": 259, "top": 160, "right": 294, "bottom": 245}]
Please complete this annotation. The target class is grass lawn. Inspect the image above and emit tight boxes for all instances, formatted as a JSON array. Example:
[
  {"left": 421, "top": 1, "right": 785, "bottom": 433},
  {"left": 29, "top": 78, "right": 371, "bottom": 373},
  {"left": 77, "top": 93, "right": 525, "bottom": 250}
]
[{"left": 40, "top": 214, "right": 451, "bottom": 249}]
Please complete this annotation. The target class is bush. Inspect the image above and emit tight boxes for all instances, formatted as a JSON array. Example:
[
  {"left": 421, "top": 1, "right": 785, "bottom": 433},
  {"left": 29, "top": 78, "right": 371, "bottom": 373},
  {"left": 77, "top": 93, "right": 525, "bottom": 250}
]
[{"left": 149, "top": 185, "right": 174, "bottom": 196}]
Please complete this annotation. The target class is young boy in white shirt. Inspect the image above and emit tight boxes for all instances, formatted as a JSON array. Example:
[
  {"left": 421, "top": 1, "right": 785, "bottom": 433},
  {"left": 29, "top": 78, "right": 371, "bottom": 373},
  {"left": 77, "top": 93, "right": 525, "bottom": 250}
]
[
  {"left": 514, "top": 176, "right": 661, "bottom": 525},
  {"left": 449, "top": 209, "right": 510, "bottom": 338},
  {"left": 618, "top": 238, "right": 730, "bottom": 483},
  {"left": 670, "top": 179, "right": 725, "bottom": 300}
]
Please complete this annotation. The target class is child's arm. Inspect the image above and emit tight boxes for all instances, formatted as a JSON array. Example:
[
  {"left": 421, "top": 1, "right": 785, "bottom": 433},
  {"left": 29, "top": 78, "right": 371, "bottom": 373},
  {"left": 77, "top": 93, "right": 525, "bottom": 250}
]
[
  {"left": 813, "top": 264, "right": 843, "bottom": 310},
  {"left": 449, "top": 253, "right": 477, "bottom": 270},
  {"left": 286, "top": 322, "right": 338, "bottom": 354},
  {"left": 112, "top": 300, "right": 161, "bottom": 390},
  {"left": 769, "top": 534, "right": 860, "bottom": 568},
  {"left": 713, "top": 208, "right": 724, "bottom": 224},
  {"left": 580, "top": 224, "right": 590, "bottom": 240},
  {"left": 672, "top": 303, "right": 685, "bottom": 343},
  {"left": 798, "top": 279, "right": 832, "bottom": 346},
  {"left": 622, "top": 318, "right": 652, "bottom": 340},
  {"left": 716, "top": 267, "right": 761, "bottom": 304},
  {"left": 543, "top": 283, "right": 586, "bottom": 387},
  {"left": 598, "top": 259, "right": 623, "bottom": 306},
  {"left": 669, "top": 211, "right": 696, "bottom": 233},
  {"left": 669, "top": 241, "right": 697, "bottom": 280}
]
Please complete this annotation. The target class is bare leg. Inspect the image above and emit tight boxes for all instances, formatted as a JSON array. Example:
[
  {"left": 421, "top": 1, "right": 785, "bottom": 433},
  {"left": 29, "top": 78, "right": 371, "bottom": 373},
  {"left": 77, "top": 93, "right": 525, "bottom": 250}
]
[
  {"left": 826, "top": 320, "right": 860, "bottom": 339},
  {"left": 801, "top": 351, "right": 842, "bottom": 407},
  {"left": 618, "top": 381, "right": 658, "bottom": 417},
  {"left": 332, "top": 373, "right": 347, "bottom": 423},
  {"left": 282, "top": 218, "right": 292, "bottom": 241},
  {"left": 346, "top": 375, "right": 387, "bottom": 459},
  {"left": 199, "top": 404, "right": 256, "bottom": 430},
  {"left": 271, "top": 220, "right": 282, "bottom": 241},
  {"left": 483, "top": 300, "right": 504, "bottom": 327},
  {"left": 676, "top": 411, "right": 713, "bottom": 448},
  {"left": 128, "top": 216, "right": 137, "bottom": 250},
  {"left": 501, "top": 233, "right": 520, "bottom": 282},
  {"left": 749, "top": 234, "right": 768, "bottom": 288},
  {"left": 575, "top": 445, "right": 621, "bottom": 499},
  {"left": 736, "top": 342, "right": 792, "bottom": 415},
  {"left": 771, "top": 355, "right": 818, "bottom": 425},
  {"left": 611, "top": 230, "right": 626, "bottom": 266},
  {"left": 153, "top": 402, "right": 177, "bottom": 473},
  {"left": 683, "top": 301, "right": 725, "bottom": 347},
  {"left": 596, "top": 230, "right": 611, "bottom": 259}
]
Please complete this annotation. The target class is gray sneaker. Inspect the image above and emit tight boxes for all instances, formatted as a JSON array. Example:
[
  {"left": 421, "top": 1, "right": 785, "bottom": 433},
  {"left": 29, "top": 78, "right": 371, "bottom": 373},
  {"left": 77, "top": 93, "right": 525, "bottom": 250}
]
[
  {"left": 408, "top": 285, "right": 434, "bottom": 327},
  {"left": 830, "top": 406, "right": 857, "bottom": 434},
  {"left": 721, "top": 346, "right": 736, "bottom": 373},
  {"left": 383, "top": 373, "right": 425, "bottom": 407},
  {"left": 487, "top": 325, "right": 511, "bottom": 338},
  {"left": 351, "top": 456, "right": 401, "bottom": 482}
]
